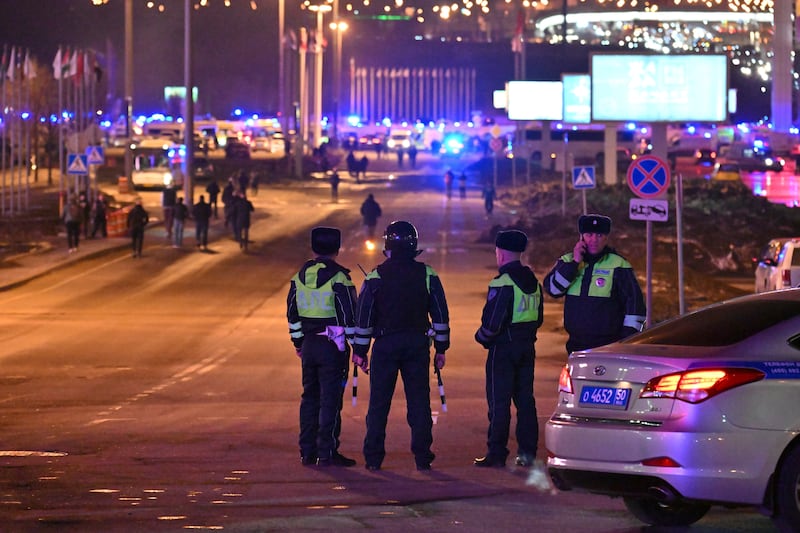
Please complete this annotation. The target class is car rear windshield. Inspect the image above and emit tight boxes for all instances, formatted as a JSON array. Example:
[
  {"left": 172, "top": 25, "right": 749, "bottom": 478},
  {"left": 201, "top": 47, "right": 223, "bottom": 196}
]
[{"left": 624, "top": 300, "right": 800, "bottom": 346}]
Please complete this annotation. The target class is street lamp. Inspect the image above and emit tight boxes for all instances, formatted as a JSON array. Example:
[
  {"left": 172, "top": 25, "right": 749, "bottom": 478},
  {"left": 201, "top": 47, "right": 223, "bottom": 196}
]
[
  {"left": 307, "top": 3, "right": 331, "bottom": 151},
  {"left": 329, "top": 19, "right": 347, "bottom": 144}
]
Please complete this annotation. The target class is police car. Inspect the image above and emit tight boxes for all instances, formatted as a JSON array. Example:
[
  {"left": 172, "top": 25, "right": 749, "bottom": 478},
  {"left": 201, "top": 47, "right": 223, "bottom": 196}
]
[{"left": 546, "top": 289, "right": 800, "bottom": 530}]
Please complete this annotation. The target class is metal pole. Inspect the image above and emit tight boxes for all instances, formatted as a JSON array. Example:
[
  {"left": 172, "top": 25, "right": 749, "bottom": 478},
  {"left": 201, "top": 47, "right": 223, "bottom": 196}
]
[
  {"left": 278, "top": 0, "right": 286, "bottom": 135},
  {"left": 646, "top": 220, "right": 653, "bottom": 328},
  {"left": 312, "top": 8, "right": 325, "bottom": 150},
  {"left": 184, "top": 0, "right": 194, "bottom": 203},
  {"left": 124, "top": 0, "right": 133, "bottom": 187},
  {"left": 676, "top": 173, "right": 686, "bottom": 315}
]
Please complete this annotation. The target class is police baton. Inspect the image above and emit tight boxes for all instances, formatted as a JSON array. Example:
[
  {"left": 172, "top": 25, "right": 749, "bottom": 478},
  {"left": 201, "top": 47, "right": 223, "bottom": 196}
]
[
  {"left": 351, "top": 365, "right": 358, "bottom": 406},
  {"left": 435, "top": 366, "right": 447, "bottom": 412}
]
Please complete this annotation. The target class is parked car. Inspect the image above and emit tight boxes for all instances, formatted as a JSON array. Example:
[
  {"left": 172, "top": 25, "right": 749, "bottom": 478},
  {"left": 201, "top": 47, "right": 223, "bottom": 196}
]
[
  {"left": 711, "top": 162, "right": 741, "bottom": 181},
  {"left": 755, "top": 237, "right": 800, "bottom": 292},
  {"left": 546, "top": 289, "right": 800, "bottom": 529},
  {"left": 192, "top": 157, "right": 215, "bottom": 181},
  {"left": 695, "top": 147, "right": 717, "bottom": 165},
  {"left": 224, "top": 139, "right": 251, "bottom": 160}
]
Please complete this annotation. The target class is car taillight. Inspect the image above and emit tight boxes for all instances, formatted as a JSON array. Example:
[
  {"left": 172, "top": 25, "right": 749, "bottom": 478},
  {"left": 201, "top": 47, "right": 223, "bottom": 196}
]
[
  {"left": 782, "top": 269, "right": 792, "bottom": 288},
  {"left": 558, "top": 365, "right": 573, "bottom": 394},
  {"left": 640, "top": 368, "right": 765, "bottom": 403}
]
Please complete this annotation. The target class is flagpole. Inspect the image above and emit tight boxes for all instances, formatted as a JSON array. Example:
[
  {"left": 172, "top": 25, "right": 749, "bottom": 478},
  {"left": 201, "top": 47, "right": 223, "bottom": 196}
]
[
  {"left": 1, "top": 44, "right": 7, "bottom": 217},
  {"left": 57, "top": 45, "right": 65, "bottom": 211}
]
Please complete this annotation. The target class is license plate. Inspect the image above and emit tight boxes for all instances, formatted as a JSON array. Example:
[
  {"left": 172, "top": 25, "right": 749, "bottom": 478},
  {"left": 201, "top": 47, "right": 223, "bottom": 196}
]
[{"left": 579, "top": 386, "right": 631, "bottom": 409}]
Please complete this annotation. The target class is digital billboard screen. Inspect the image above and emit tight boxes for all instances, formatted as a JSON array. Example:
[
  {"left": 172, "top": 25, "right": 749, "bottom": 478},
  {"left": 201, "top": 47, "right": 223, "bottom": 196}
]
[
  {"left": 591, "top": 54, "right": 728, "bottom": 123},
  {"left": 506, "top": 81, "right": 563, "bottom": 121}
]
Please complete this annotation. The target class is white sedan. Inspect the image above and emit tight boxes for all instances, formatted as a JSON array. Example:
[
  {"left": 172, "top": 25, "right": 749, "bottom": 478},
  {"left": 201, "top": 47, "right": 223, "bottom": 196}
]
[{"left": 546, "top": 289, "right": 800, "bottom": 529}]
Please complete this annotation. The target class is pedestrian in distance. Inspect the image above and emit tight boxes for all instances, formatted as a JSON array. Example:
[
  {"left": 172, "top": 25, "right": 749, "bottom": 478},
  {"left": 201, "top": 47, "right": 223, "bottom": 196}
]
[
  {"left": 126, "top": 197, "right": 149, "bottom": 258},
  {"left": 162, "top": 185, "right": 177, "bottom": 241},
  {"left": 90, "top": 193, "right": 108, "bottom": 238},
  {"left": 482, "top": 180, "right": 496, "bottom": 215},
  {"left": 222, "top": 177, "right": 235, "bottom": 229},
  {"left": 172, "top": 196, "right": 189, "bottom": 248},
  {"left": 360, "top": 193, "right": 382, "bottom": 241},
  {"left": 206, "top": 180, "right": 220, "bottom": 219},
  {"left": 396, "top": 147, "right": 405, "bottom": 168},
  {"left": 232, "top": 191, "right": 254, "bottom": 252},
  {"left": 192, "top": 194, "right": 212, "bottom": 251},
  {"left": 329, "top": 169, "right": 341, "bottom": 203},
  {"left": 78, "top": 192, "right": 91, "bottom": 239},
  {"left": 544, "top": 214, "right": 646, "bottom": 354},
  {"left": 352, "top": 221, "right": 451, "bottom": 472},
  {"left": 444, "top": 169, "right": 454, "bottom": 199},
  {"left": 408, "top": 143, "right": 418, "bottom": 169},
  {"left": 473, "top": 230, "right": 543, "bottom": 468},
  {"left": 62, "top": 196, "right": 82, "bottom": 253},
  {"left": 287, "top": 227, "right": 359, "bottom": 468},
  {"left": 359, "top": 155, "right": 369, "bottom": 183},
  {"left": 458, "top": 172, "right": 467, "bottom": 199}
]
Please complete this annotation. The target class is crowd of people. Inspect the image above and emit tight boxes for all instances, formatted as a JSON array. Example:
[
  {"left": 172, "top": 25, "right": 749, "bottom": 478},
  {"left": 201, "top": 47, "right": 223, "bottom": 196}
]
[{"left": 287, "top": 214, "right": 646, "bottom": 472}]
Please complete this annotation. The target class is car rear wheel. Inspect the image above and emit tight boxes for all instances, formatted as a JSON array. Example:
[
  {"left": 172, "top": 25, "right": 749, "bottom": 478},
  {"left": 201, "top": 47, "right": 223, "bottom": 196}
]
[
  {"left": 774, "top": 445, "right": 800, "bottom": 531},
  {"left": 623, "top": 496, "right": 710, "bottom": 527}
]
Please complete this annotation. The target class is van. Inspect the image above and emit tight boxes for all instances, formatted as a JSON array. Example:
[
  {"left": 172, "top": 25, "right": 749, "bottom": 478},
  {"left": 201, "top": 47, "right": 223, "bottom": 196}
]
[{"left": 754, "top": 238, "right": 800, "bottom": 293}]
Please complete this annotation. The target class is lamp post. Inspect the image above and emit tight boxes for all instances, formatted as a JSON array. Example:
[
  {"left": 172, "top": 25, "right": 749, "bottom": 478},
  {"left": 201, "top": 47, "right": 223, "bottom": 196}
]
[
  {"left": 329, "top": 19, "right": 347, "bottom": 145},
  {"left": 307, "top": 4, "right": 331, "bottom": 151}
]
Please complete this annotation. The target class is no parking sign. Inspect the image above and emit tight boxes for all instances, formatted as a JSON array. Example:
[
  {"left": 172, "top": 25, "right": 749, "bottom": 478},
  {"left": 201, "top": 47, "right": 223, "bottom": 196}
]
[{"left": 627, "top": 155, "right": 670, "bottom": 198}]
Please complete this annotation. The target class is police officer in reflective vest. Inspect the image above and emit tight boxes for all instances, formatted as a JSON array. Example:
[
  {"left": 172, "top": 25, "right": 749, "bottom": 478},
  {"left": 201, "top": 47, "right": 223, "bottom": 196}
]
[
  {"left": 544, "top": 214, "right": 646, "bottom": 354},
  {"left": 474, "top": 230, "right": 543, "bottom": 468},
  {"left": 352, "top": 221, "right": 450, "bottom": 471},
  {"left": 287, "top": 227, "right": 358, "bottom": 467}
]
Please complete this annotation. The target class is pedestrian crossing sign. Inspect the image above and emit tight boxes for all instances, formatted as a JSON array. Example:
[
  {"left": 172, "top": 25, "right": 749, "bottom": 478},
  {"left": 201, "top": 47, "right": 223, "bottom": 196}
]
[
  {"left": 67, "top": 154, "right": 88, "bottom": 175},
  {"left": 86, "top": 145, "right": 104, "bottom": 165},
  {"left": 572, "top": 165, "right": 596, "bottom": 190}
]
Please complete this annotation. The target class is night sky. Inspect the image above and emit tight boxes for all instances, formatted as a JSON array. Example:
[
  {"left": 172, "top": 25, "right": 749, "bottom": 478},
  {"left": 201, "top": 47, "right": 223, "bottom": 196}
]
[{"left": 0, "top": 0, "right": 308, "bottom": 117}]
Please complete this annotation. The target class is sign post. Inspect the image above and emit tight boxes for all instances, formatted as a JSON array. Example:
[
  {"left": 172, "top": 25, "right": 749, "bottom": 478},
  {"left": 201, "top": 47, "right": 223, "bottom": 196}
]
[
  {"left": 572, "top": 165, "right": 595, "bottom": 215},
  {"left": 627, "top": 155, "right": 670, "bottom": 328}
]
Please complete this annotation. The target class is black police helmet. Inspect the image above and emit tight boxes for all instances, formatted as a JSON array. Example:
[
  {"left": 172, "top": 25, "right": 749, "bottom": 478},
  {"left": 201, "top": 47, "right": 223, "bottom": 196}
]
[{"left": 383, "top": 220, "right": 419, "bottom": 255}]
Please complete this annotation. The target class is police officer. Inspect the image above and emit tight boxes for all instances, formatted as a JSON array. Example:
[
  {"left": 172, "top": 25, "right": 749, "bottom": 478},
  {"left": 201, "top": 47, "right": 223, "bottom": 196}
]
[
  {"left": 544, "top": 214, "right": 646, "bottom": 354},
  {"left": 352, "top": 221, "right": 450, "bottom": 471},
  {"left": 473, "top": 230, "right": 543, "bottom": 468},
  {"left": 287, "top": 227, "right": 358, "bottom": 467}
]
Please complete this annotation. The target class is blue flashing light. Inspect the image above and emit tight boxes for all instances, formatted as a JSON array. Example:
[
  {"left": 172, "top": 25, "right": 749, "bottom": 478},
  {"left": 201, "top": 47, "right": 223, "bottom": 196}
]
[
  {"left": 49, "top": 114, "right": 58, "bottom": 123},
  {"left": 21, "top": 112, "right": 30, "bottom": 120},
  {"left": 346, "top": 115, "right": 361, "bottom": 127},
  {"left": 381, "top": 117, "right": 392, "bottom": 127},
  {"left": 687, "top": 125, "right": 696, "bottom": 134},
  {"left": 233, "top": 108, "right": 243, "bottom": 117}
]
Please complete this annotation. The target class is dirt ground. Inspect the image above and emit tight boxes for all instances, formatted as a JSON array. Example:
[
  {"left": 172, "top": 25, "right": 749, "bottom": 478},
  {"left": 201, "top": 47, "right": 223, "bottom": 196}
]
[{"left": 491, "top": 178, "right": 800, "bottom": 324}]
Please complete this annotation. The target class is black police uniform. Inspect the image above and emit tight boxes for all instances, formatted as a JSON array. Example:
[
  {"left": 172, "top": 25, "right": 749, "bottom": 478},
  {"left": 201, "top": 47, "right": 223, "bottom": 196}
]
[
  {"left": 353, "top": 222, "right": 450, "bottom": 471},
  {"left": 474, "top": 231, "right": 543, "bottom": 467},
  {"left": 287, "top": 228, "right": 357, "bottom": 466}
]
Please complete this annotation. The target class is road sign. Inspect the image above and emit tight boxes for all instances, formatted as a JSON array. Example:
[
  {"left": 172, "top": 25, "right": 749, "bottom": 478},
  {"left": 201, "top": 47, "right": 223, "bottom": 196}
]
[
  {"left": 629, "top": 198, "right": 669, "bottom": 222},
  {"left": 67, "top": 154, "right": 88, "bottom": 175},
  {"left": 627, "top": 155, "right": 670, "bottom": 199},
  {"left": 489, "top": 137, "right": 503, "bottom": 152},
  {"left": 572, "top": 165, "right": 595, "bottom": 190},
  {"left": 86, "top": 146, "right": 104, "bottom": 165}
]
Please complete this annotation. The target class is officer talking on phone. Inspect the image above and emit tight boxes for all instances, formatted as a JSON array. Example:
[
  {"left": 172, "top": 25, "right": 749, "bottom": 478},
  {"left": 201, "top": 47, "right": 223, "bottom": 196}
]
[{"left": 544, "top": 214, "right": 646, "bottom": 354}]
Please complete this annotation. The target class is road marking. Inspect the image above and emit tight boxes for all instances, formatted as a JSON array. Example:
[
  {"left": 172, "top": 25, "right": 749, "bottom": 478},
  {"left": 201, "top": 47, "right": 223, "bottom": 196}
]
[{"left": 87, "top": 347, "right": 237, "bottom": 426}]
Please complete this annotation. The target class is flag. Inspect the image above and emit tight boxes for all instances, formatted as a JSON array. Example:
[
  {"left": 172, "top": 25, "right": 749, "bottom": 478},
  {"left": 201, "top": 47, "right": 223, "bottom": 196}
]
[
  {"left": 92, "top": 51, "right": 103, "bottom": 83},
  {"left": 68, "top": 48, "right": 77, "bottom": 78},
  {"left": 511, "top": 9, "right": 524, "bottom": 54},
  {"left": 74, "top": 49, "right": 84, "bottom": 83},
  {"left": 23, "top": 49, "right": 35, "bottom": 80},
  {"left": 52, "top": 47, "right": 62, "bottom": 79},
  {"left": 7, "top": 46, "right": 15, "bottom": 81},
  {"left": 1, "top": 45, "right": 8, "bottom": 82}
]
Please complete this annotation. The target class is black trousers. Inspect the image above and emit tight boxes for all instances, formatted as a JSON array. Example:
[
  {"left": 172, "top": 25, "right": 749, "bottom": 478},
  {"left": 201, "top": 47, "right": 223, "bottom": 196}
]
[
  {"left": 364, "top": 332, "right": 434, "bottom": 468},
  {"left": 483, "top": 338, "right": 538, "bottom": 460},
  {"left": 299, "top": 335, "right": 349, "bottom": 460}
]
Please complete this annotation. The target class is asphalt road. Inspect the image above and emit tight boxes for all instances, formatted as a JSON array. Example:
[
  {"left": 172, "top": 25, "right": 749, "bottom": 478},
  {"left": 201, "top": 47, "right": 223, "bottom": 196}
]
[{"left": 0, "top": 158, "right": 779, "bottom": 532}]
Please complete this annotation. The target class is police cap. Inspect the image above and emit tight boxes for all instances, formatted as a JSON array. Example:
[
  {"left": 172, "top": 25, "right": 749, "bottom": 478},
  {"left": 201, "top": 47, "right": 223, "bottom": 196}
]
[
  {"left": 311, "top": 226, "right": 341, "bottom": 256},
  {"left": 578, "top": 214, "right": 612, "bottom": 235},
  {"left": 495, "top": 229, "right": 528, "bottom": 252}
]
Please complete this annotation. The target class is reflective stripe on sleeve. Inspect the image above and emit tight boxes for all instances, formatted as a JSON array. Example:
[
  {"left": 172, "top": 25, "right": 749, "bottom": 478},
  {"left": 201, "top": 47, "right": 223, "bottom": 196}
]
[{"left": 623, "top": 314, "right": 646, "bottom": 330}]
